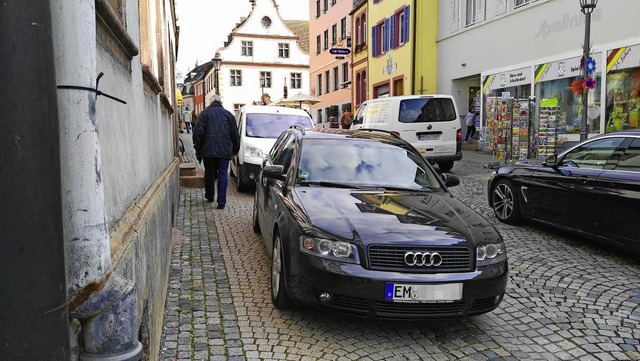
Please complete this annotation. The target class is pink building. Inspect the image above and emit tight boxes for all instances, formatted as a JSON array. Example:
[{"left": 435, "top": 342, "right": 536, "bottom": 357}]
[{"left": 309, "top": 0, "right": 353, "bottom": 127}]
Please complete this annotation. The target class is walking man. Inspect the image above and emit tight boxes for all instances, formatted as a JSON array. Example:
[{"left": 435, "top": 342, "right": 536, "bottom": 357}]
[
  {"left": 183, "top": 106, "right": 193, "bottom": 133},
  {"left": 192, "top": 95, "right": 239, "bottom": 209}
]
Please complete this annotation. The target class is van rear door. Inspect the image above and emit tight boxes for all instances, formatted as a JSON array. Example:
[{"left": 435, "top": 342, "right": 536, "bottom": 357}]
[{"left": 396, "top": 97, "right": 459, "bottom": 159}]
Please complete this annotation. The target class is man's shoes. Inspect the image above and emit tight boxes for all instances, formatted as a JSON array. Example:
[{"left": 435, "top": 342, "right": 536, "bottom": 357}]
[
  {"left": 206, "top": 198, "right": 214, "bottom": 203},
  {"left": 216, "top": 203, "right": 225, "bottom": 209}
]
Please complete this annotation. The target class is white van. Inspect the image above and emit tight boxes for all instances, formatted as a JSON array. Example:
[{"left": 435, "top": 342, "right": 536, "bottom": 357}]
[
  {"left": 351, "top": 95, "right": 462, "bottom": 172},
  {"left": 231, "top": 105, "right": 314, "bottom": 191}
]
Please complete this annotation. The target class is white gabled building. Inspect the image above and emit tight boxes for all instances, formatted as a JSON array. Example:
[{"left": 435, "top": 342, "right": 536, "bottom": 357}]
[{"left": 205, "top": 0, "right": 310, "bottom": 113}]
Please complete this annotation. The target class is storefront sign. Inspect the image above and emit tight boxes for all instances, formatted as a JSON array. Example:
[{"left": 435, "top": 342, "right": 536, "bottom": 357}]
[
  {"left": 535, "top": 53, "right": 602, "bottom": 84},
  {"left": 534, "top": 10, "right": 601, "bottom": 41},
  {"left": 483, "top": 66, "right": 530, "bottom": 92},
  {"left": 607, "top": 43, "right": 640, "bottom": 73}
]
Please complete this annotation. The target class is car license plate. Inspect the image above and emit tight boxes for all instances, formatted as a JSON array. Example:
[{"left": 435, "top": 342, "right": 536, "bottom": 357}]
[
  {"left": 418, "top": 134, "right": 439, "bottom": 141},
  {"left": 385, "top": 283, "right": 462, "bottom": 303}
]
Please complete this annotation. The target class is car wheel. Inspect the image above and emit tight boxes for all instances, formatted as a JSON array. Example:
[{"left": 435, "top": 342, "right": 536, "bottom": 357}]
[
  {"left": 271, "top": 232, "right": 292, "bottom": 309},
  {"left": 491, "top": 179, "right": 521, "bottom": 224},
  {"left": 438, "top": 161, "right": 454, "bottom": 173},
  {"left": 236, "top": 165, "right": 249, "bottom": 192},
  {"left": 252, "top": 193, "right": 261, "bottom": 233}
]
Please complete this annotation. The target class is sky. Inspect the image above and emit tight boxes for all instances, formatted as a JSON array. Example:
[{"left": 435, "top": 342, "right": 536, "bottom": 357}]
[{"left": 175, "top": 0, "right": 309, "bottom": 79}]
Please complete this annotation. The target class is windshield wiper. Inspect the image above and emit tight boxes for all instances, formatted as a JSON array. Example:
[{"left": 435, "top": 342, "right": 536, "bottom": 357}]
[
  {"left": 370, "top": 185, "right": 433, "bottom": 193},
  {"left": 298, "top": 181, "right": 362, "bottom": 189}
]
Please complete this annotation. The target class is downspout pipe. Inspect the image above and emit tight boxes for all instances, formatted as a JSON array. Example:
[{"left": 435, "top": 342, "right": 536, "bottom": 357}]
[
  {"left": 50, "top": 1, "right": 141, "bottom": 360},
  {"left": 0, "top": 0, "right": 71, "bottom": 359}
]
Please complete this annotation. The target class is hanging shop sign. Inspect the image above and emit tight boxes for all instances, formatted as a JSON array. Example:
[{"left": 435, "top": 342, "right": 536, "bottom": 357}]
[
  {"left": 606, "top": 43, "right": 640, "bottom": 73},
  {"left": 483, "top": 66, "right": 530, "bottom": 92},
  {"left": 534, "top": 53, "right": 602, "bottom": 84}
]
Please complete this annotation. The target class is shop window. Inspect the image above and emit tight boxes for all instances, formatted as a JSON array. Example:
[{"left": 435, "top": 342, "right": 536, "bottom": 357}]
[{"left": 606, "top": 67, "right": 640, "bottom": 133}]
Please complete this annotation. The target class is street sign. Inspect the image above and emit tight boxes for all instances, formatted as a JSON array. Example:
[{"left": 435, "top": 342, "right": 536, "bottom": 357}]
[
  {"left": 329, "top": 48, "right": 351, "bottom": 55},
  {"left": 335, "top": 56, "right": 345, "bottom": 60}
]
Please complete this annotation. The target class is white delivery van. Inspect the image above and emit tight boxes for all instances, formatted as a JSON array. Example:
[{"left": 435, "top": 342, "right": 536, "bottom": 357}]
[
  {"left": 231, "top": 105, "right": 314, "bottom": 191},
  {"left": 351, "top": 95, "right": 462, "bottom": 172}
]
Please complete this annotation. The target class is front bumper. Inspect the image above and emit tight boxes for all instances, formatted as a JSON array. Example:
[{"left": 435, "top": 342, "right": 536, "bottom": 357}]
[
  {"left": 239, "top": 161, "right": 262, "bottom": 187},
  {"left": 288, "top": 253, "right": 508, "bottom": 319}
]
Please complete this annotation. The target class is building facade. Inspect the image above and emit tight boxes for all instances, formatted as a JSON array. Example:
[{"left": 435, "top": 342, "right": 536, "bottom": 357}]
[
  {"left": 3, "top": 0, "right": 181, "bottom": 359},
  {"left": 351, "top": 0, "right": 369, "bottom": 111},
  {"left": 309, "top": 0, "right": 354, "bottom": 126},
  {"left": 437, "top": 0, "right": 640, "bottom": 152},
  {"left": 211, "top": 0, "right": 310, "bottom": 113}
]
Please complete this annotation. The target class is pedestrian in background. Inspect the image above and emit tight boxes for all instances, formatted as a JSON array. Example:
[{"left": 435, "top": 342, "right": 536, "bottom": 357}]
[
  {"left": 192, "top": 94, "right": 239, "bottom": 209},
  {"left": 260, "top": 93, "right": 272, "bottom": 105},
  {"left": 183, "top": 106, "right": 193, "bottom": 133},
  {"left": 340, "top": 109, "right": 353, "bottom": 129},
  {"left": 464, "top": 104, "right": 477, "bottom": 144}
]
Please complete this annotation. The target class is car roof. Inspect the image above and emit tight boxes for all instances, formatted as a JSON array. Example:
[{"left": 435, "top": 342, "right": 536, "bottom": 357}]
[
  {"left": 361, "top": 94, "right": 455, "bottom": 102},
  {"left": 240, "top": 105, "right": 310, "bottom": 116},
  {"left": 290, "top": 127, "right": 407, "bottom": 145}
]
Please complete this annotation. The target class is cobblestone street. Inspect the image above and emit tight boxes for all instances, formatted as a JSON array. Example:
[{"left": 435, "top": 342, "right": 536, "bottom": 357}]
[{"left": 160, "top": 133, "right": 640, "bottom": 361}]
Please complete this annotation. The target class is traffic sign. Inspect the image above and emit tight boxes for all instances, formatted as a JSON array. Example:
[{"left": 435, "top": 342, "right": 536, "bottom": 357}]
[
  {"left": 335, "top": 56, "right": 345, "bottom": 60},
  {"left": 329, "top": 48, "right": 351, "bottom": 55}
]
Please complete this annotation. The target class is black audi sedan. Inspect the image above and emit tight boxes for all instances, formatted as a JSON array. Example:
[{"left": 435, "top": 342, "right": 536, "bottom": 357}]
[
  {"left": 253, "top": 127, "right": 508, "bottom": 319},
  {"left": 488, "top": 130, "right": 640, "bottom": 254}
]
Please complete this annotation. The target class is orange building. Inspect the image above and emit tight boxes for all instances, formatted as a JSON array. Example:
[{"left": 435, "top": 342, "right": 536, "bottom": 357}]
[
  {"left": 309, "top": 0, "right": 353, "bottom": 128},
  {"left": 351, "top": 0, "right": 368, "bottom": 112}
]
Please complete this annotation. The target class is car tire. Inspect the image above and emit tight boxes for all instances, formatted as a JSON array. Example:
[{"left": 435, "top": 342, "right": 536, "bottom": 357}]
[
  {"left": 271, "top": 232, "right": 292, "bottom": 309},
  {"left": 438, "top": 161, "right": 454, "bottom": 173},
  {"left": 491, "top": 179, "right": 522, "bottom": 224},
  {"left": 236, "top": 165, "right": 249, "bottom": 192},
  {"left": 252, "top": 193, "right": 261, "bottom": 233}
]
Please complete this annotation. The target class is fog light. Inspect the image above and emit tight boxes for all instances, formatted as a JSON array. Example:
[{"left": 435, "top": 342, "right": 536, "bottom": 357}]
[
  {"left": 249, "top": 173, "right": 256, "bottom": 179},
  {"left": 495, "top": 294, "right": 503, "bottom": 305},
  {"left": 318, "top": 292, "right": 332, "bottom": 303}
]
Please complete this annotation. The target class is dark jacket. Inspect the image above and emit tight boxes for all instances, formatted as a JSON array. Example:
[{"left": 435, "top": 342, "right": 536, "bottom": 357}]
[{"left": 192, "top": 102, "right": 240, "bottom": 159}]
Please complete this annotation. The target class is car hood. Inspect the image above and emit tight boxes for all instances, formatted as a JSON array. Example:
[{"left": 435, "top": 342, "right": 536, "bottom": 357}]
[{"left": 293, "top": 188, "right": 500, "bottom": 247}]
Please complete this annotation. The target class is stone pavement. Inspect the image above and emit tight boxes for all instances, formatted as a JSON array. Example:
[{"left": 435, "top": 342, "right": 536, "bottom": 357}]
[{"left": 159, "top": 133, "right": 640, "bottom": 361}]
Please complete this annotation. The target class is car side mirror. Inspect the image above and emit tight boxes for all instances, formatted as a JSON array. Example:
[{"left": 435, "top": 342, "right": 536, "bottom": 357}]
[
  {"left": 543, "top": 155, "right": 558, "bottom": 167},
  {"left": 263, "top": 164, "right": 286, "bottom": 181},
  {"left": 440, "top": 173, "right": 460, "bottom": 187}
]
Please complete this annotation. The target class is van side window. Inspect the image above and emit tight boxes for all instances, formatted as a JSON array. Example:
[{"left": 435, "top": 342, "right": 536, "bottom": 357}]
[
  {"left": 399, "top": 98, "right": 457, "bottom": 123},
  {"left": 353, "top": 103, "right": 367, "bottom": 125}
]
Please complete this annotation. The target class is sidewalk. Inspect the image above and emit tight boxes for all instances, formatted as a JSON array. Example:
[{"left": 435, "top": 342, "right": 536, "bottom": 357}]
[{"left": 160, "top": 134, "right": 244, "bottom": 361}]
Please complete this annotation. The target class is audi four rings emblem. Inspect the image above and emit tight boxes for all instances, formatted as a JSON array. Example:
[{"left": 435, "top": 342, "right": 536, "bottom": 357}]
[{"left": 404, "top": 252, "right": 443, "bottom": 267}]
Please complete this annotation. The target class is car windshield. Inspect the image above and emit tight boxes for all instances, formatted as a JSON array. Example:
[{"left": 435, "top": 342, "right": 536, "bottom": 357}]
[
  {"left": 297, "top": 139, "right": 443, "bottom": 190},
  {"left": 246, "top": 113, "right": 313, "bottom": 138}
]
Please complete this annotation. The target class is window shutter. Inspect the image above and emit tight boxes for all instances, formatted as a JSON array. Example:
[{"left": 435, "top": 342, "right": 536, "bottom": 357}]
[
  {"left": 403, "top": 6, "right": 410, "bottom": 43},
  {"left": 450, "top": 0, "right": 459, "bottom": 33},
  {"left": 476, "top": 0, "right": 485, "bottom": 22},
  {"left": 372, "top": 25, "right": 378, "bottom": 56},
  {"left": 389, "top": 16, "right": 395, "bottom": 49}
]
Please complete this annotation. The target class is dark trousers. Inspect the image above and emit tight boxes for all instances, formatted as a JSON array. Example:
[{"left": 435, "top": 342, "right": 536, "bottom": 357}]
[
  {"left": 465, "top": 125, "right": 476, "bottom": 141},
  {"left": 203, "top": 158, "right": 229, "bottom": 204}
]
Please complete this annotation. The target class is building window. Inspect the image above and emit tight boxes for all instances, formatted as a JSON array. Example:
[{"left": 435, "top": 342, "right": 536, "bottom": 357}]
[
  {"left": 315, "top": 0, "right": 320, "bottom": 18},
  {"left": 278, "top": 43, "right": 290, "bottom": 58},
  {"left": 316, "top": 35, "right": 321, "bottom": 54},
  {"left": 342, "top": 62, "right": 349, "bottom": 85},
  {"left": 325, "top": 70, "right": 330, "bottom": 94},
  {"left": 260, "top": 71, "right": 272, "bottom": 88},
  {"left": 323, "top": 29, "right": 329, "bottom": 50},
  {"left": 340, "top": 17, "right": 347, "bottom": 40},
  {"left": 290, "top": 73, "right": 302, "bottom": 89},
  {"left": 317, "top": 109, "right": 323, "bottom": 124},
  {"left": 331, "top": 0, "right": 336, "bottom": 5},
  {"left": 355, "top": 18, "right": 361, "bottom": 46},
  {"left": 356, "top": 73, "right": 362, "bottom": 105},
  {"left": 514, "top": 0, "right": 529, "bottom": 7},
  {"left": 317, "top": 74, "right": 322, "bottom": 96},
  {"left": 323, "top": 0, "right": 328, "bottom": 12},
  {"left": 332, "top": 24, "right": 337, "bottom": 46},
  {"left": 241, "top": 41, "right": 253, "bottom": 56},
  {"left": 392, "top": 6, "right": 410, "bottom": 48},
  {"left": 333, "top": 67, "right": 339, "bottom": 91},
  {"left": 230, "top": 69, "right": 242, "bottom": 86}
]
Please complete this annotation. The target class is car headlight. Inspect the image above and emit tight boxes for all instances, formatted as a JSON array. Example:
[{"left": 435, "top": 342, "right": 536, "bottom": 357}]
[
  {"left": 476, "top": 241, "right": 506, "bottom": 266},
  {"left": 300, "top": 236, "right": 359, "bottom": 264},
  {"left": 244, "top": 144, "right": 263, "bottom": 158}
]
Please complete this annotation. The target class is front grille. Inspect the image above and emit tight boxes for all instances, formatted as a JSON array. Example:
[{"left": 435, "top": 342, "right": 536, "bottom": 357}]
[
  {"left": 368, "top": 245, "right": 472, "bottom": 272},
  {"left": 468, "top": 296, "right": 499, "bottom": 315},
  {"left": 374, "top": 301, "right": 467, "bottom": 318},
  {"left": 323, "top": 294, "right": 369, "bottom": 315}
]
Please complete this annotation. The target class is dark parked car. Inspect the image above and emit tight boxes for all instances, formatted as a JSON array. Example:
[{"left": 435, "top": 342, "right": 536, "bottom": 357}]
[
  {"left": 253, "top": 127, "right": 508, "bottom": 319},
  {"left": 488, "top": 130, "right": 640, "bottom": 254}
]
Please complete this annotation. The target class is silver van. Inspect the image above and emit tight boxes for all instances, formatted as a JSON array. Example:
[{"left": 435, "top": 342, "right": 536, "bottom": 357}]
[
  {"left": 351, "top": 95, "right": 462, "bottom": 172},
  {"left": 230, "top": 105, "right": 314, "bottom": 191}
]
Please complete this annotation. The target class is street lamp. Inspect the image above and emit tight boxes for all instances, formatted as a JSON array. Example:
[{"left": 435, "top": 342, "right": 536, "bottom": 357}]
[
  {"left": 259, "top": 75, "right": 265, "bottom": 95},
  {"left": 212, "top": 52, "right": 222, "bottom": 95},
  {"left": 579, "top": 0, "right": 597, "bottom": 141}
]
